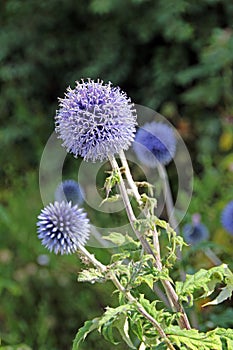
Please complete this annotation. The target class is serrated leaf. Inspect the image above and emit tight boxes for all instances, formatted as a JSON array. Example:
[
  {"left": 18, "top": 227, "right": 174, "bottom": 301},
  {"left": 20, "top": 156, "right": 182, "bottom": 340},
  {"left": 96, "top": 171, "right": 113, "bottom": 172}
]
[
  {"left": 176, "top": 264, "right": 229, "bottom": 306},
  {"left": 100, "top": 194, "right": 121, "bottom": 206},
  {"left": 103, "top": 169, "right": 120, "bottom": 198},
  {"left": 78, "top": 268, "right": 106, "bottom": 284},
  {"left": 98, "top": 304, "right": 132, "bottom": 328},
  {"left": 98, "top": 305, "right": 136, "bottom": 347},
  {"left": 135, "top": 274, "right": 155, "bottom": 289},
  {"left": 203, "top": 284, "right": 233, "bottom": 307},
  {"left": 130, "top": 313, "right": 144, "bottom": 341},
  {"left": 103, "top": 232, "right": 126, "bottom": 246},
  {"left": 211, "top": 328, "right": 233, "bottom": 348},
  {"left": 155, "top": 218, "right": 169, "bottom": 230},
  {"left": 165, "top": 326, "right": 221, "bottom": 350},
  {"left": 72, "top": 319, "right": 100, "bottom": 350},
  {"left": 114, "top": 315, "right": 136, "bottom": 349},
  {"left": 102, "top": 322, "right": 119, "bottom": 345}
]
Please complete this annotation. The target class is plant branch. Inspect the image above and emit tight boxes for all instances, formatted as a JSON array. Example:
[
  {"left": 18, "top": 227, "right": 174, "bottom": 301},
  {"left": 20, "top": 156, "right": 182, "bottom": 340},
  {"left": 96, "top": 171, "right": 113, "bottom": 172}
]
[
  {"left": 108, "top": 154, "right": 156, "bottom": 259},
  {"left": 78, "top": 245, "right": 176, "bottom": 350},
  {"left": 157, "top": 163, "right": 178, "bottom": 232},
  {"left": 111, "top": 153, "right": 191, "bottom": 330}
]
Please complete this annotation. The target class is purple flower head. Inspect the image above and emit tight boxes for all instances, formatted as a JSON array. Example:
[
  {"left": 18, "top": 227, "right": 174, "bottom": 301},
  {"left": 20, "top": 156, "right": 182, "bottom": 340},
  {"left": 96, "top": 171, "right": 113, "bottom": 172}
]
[
  {"left": 55, "top": 79, "right": 137, "bottom": 162},
  {"left": 55, "top": 180, "right": 85, "bottom": 206},
  {"left": 133, "top": 122, "right": 176, "bottom": 167},
  {"left": 37, "top": 201, "right": 90, "bottom": 254},
  {"left": 183, "top": 214, "right": 209, "bottom": 245},
  {"left": 221, "top": 201, "right": 233, "bottom": 235}
]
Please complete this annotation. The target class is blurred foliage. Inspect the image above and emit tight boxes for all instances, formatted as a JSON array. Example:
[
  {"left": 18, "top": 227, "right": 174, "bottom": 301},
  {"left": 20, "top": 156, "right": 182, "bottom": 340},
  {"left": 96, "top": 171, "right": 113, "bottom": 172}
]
[{"left": 0, "top": 0, "right": 233, "bottom": 349}]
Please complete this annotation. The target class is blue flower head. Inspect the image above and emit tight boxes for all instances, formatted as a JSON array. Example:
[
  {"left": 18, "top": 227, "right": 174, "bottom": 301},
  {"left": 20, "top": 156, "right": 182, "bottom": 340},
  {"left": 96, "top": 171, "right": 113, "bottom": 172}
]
[
  {"left": 55, "top": 180, "right": 84, "bottom": 206},
  {"left": 221, "top": 201, "right": 233, "bottom": 235},
  {"left": 37, "top": 201, "right": 90, "bottom": 254},
  {"left": 183, "top": 214, "right": 209, "bottom": 245},
  {"left": 55, "top": 79, "right": 137, "bottom": 162},
  {"left": 133, "top": 122, "right": 177, "bottom": 167}
]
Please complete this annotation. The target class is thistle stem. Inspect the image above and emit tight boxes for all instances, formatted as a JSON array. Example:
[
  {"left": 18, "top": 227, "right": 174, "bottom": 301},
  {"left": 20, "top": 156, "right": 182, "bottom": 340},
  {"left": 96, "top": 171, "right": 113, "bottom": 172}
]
[
  {"left": 157, "top": 163, "right": 186, "bottom": 281},
  {"left": 119, "top": 149, "right": 143, "bottom": 205},
  {"left": 205, "top": 247, "right": 222, "bottom": 266},
  {"left": 157, "top": 163, "right": 178, "bottom": 232},
  {"left": 108, "top": 155, "right": 156, "bottom": 258},
  {"left": 111, "top": 153, "right": 191, "bottom": 330},
  {"left": 78, "top": 244, "right": 176, "bottom": 350}
]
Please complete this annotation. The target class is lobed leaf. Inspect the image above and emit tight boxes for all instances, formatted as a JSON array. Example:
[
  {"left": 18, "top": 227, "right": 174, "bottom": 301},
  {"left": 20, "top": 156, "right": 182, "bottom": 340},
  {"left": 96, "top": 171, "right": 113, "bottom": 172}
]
[
  {"left": 78, "top": 268, "right": 107, "bottom": 284},
  {"left": 176, "top": 264, "right": 233, "bottom": 306},
  {"left": 72, "top": 319, "right": 100, "bottom": 350}
]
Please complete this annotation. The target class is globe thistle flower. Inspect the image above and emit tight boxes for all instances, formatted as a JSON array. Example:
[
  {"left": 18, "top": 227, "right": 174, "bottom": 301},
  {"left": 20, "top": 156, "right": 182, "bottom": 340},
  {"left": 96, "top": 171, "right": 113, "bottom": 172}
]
[
  {"left": 55, "top": 79, "right": 137, "bottom": 162},
  {"left": 55, "top": 180, "right": 84, "bottom": 206},
  {"left": 133, "top": 122, "right": 176, "bottom": 167},
  {"left": 37, "top": 201, "right": 90, "bottom": 254},
  {"left": 183, "top": 214, "right": 209, "bottom": 245},
  {"left": 221, "top": 201, "right": 233, "bottom": 235}
]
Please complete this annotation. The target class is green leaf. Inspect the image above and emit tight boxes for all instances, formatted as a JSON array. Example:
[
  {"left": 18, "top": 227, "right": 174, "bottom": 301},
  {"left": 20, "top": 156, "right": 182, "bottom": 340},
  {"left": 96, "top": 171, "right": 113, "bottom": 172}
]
[
  {"left": 134, "top": 274, "right": 155, "bottom": 289},
  {"left": 99, "top": 305, "right": 135, "bottom": 347},
  {"left": 72, "top": 319, "right": 100, "bottom": 350},
  {"left": 176, "top": 264, "right": 231, "bottom": 306},
  {"left": 98, "top": 304, "right": 132, "bottom": 328},
  {"left": 165, "top": 326, "right": 222, "bottom": 350},
  {"left": 102, "top": 322, "right": 119, "bottom": 345},
  {"left": 99, "top": 194, "right": 121, "bottom": 206},
  {"left": 114, "top": 315, "right": 136, "bottom": 349},
  {"left": 103, "top": 232, "right": 126, "bottom": 246},
  {"left": 103, "top": 233, "right": 140, "bottom": 250},
  {"left": 78, "top": 268, "right": 106, "bottom": 284},
  {"left": 211, "top": 328, "right": 233, "bottom": 349},
  {"left": 202, "top": 284, "right": 233, "bottom": 307},
  {"left": 102, "top": 169, "right": 120, "bottom": 199}
]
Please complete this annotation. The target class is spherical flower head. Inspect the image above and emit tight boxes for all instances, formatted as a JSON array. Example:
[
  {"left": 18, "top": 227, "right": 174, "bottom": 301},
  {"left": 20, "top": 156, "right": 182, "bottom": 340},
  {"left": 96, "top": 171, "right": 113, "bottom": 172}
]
[
  {"left": 183, "top": 214, "right": 209, "bottom": 245},
  {"left": 133, "top": 121, "right": 176, "bottom": 167},
  {"left": 221, "top": 200, "right": 233, "bottom": 235},
  {"left": 55, "top": 180, "right": 85, "bottom": 206},
  {"left": 37, "top": 201, "right": 90, "bottom": 254},
  {"left": 55, "top": 79, "right": 137, "bottom": 162}
]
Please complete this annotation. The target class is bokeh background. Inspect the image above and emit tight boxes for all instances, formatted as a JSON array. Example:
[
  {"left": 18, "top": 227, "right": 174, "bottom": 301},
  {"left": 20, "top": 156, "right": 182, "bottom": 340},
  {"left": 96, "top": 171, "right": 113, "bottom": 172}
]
[{"left": 1, "top": 1, "right": 233, "bottom": 349}]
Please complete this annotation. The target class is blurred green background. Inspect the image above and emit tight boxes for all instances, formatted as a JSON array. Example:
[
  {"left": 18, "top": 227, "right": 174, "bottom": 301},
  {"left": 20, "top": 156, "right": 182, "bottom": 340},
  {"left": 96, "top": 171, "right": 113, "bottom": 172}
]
[{"left": 1, "top": 0, "right": 233, "bottom": 349}]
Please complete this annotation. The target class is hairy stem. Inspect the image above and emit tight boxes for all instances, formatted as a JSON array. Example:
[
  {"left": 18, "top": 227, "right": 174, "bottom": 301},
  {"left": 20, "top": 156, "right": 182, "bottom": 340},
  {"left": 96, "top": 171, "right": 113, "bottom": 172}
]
[
  {"left": 205, "top": 247, "right": 222, "bottom": 266},
  {"left": 157, "top": 163, "right": 186, "bottom": 281},
  {"left": 78, "top": 245, "right": 176, "bottom": 350},
  {"left": 110, "top": 153, "right": 191, "bottom": 330},
  {"left": 119, "top": 149, "right": 143, "bottom": 204},
  {"left": 157, "top": 163, "right": 178, "bottom": 231},
  {"left": 108, "top": 155, "right": 156, "bottom": 259}
]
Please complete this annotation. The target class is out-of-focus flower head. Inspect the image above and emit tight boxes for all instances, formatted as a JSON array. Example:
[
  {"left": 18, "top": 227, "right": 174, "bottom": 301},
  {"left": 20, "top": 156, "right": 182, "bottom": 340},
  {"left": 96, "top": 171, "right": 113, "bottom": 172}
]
[
  {"left": 221, "top": 200, "right": 233, "bottom": 235},
  {"left": 133, "top": 121, "right": 176, "bottom": 167},
  {"left": 55, "top": 179, "right": 84, "bottom": 206},
  {"left": 55, "top": 79, "right": 137, "bottom": 162},
  {"left": 37, "top": 201, "right": 90, "bottom": 254},
  {"left": 183, "top": 213, "right": 209, "bottom": 245}
]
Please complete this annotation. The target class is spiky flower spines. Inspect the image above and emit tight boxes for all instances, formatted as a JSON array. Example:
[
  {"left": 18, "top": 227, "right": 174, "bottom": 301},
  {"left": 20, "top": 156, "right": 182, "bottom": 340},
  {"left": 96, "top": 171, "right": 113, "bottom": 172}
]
[
  {"left": 133, "top": 122, "right": 177, "bottom": 167},
  {"left": 55, "top": 79, "right": 137, "bottom": 162},
  {"left": 37, "top": 201, "right": 90, "bottom": 254}
]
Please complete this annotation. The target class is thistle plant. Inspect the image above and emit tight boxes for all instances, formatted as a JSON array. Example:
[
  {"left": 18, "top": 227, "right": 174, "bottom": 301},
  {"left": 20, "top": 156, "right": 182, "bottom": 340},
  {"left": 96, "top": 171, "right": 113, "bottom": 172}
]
[
  {"left": 37, "top": 79, "right": 233, "bottom": 349},
  {"left": 55, "top": 179, "right": 85, "bottom": 205}
]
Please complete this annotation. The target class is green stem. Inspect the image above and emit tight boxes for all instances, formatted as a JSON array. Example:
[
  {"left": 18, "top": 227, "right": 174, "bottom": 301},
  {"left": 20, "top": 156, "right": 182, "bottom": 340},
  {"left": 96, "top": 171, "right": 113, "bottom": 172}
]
[
  {"left": 157, "top": 164, "right": 178, "bottom": 232},
  {"left": 205, "top": 247, "right": 222, "bottom": 266},
  {"left": 111, "top": 153, "right": 191, "bottom": 330},
  {"left": 78, "top": 245, "right": 176, "bottom": 350},
  {"left": 157, "top": 163, "right": 186, "bottom": 281}
]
